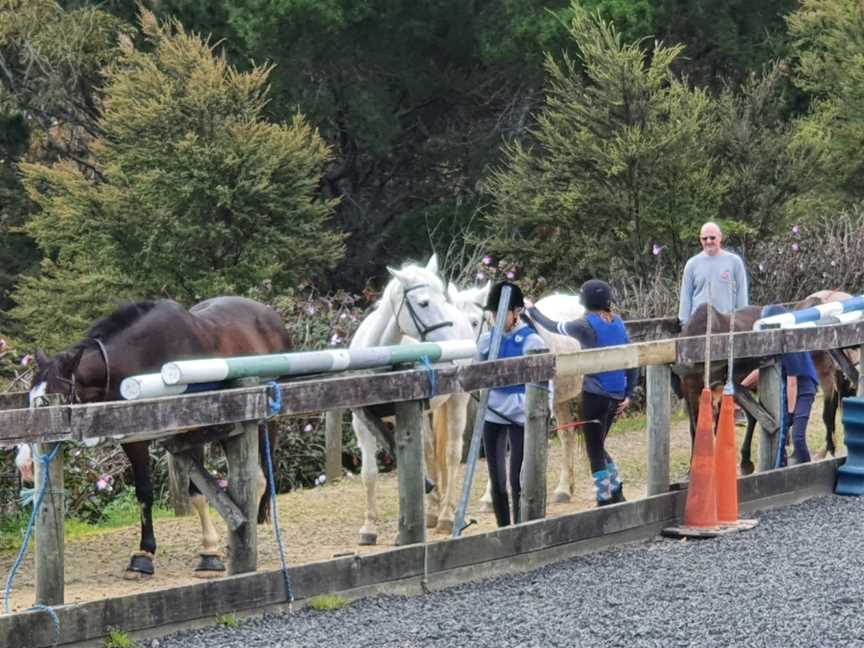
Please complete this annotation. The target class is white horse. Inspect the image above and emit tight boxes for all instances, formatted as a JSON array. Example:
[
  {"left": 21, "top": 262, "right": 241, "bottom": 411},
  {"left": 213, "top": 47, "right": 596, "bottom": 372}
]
[
  {"left": 470, "top": 292, "right": 586, "bottom": 511},
  {"left": 351, "top": 255, "right": 472, "bottom": 545}
]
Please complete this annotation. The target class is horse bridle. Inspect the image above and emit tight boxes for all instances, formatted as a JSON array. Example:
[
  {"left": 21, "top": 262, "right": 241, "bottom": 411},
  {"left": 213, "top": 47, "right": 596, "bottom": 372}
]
[
  {"left": 57, "top": 337, "right": 111, "bottom": 404},
  {"left": 394, "top": 284, "right": 453, "bottom": 341}
]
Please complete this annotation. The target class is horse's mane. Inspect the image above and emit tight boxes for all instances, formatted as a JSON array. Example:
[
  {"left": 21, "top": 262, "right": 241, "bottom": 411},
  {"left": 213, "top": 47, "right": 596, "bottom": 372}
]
[{"left": 85, "top": 301, "right": 162, "bottom": 342}]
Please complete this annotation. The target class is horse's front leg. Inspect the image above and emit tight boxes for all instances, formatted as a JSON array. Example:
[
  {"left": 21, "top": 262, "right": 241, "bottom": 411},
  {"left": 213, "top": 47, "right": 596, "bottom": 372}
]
[
  {"left": 553, "top": 402, "right": 576, "bottom": 503},
  {"left": 424, "top": 410, "right": 442, "bottom": 529},
  {"left": 353, "top": 416, "right": 380, "bottom": 545},
  {"left": 822, "top": 387, "right": 839, "bottom": 458},
  {"left": 122, "top": 441, "right": 156, "bottom": 579},
  {"left": 436, "top": 394, "right": 469, "bottom": 534}
]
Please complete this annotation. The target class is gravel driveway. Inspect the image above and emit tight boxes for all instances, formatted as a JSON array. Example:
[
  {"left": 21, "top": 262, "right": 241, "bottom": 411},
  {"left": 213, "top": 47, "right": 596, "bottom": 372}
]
[{"left": 154, "top": 494, "right": 864, "bottom": 648}]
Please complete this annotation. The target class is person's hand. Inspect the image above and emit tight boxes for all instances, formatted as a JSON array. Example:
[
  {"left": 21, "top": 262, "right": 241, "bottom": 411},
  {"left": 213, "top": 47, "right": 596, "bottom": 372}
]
[
  {"left": 616, "top": 398, "right": 630, "bottom": 416},
  {"left": 523, "top": 298, "right": 534, "bottom": 310}
]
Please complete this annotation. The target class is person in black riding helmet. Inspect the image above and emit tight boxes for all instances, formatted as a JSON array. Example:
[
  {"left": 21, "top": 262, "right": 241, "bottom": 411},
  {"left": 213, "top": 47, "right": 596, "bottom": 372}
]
[
  {"left": 525, "top": 279, "right": 636, "bottom": 507},
  {"left": 477, "top": 280, "right": 546, "bottom": 527}
]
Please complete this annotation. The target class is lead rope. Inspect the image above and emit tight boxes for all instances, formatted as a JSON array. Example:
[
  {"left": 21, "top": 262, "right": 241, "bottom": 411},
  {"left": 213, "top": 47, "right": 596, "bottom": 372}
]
[{"left": 263, "top": 381, "right": 294, "bottom": 609}]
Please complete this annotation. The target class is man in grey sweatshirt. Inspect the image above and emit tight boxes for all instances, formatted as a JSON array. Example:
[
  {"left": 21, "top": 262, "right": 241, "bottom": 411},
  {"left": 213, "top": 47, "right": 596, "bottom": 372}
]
[{"left": 678, "top": 222, "right": 749, "bottom": 325}]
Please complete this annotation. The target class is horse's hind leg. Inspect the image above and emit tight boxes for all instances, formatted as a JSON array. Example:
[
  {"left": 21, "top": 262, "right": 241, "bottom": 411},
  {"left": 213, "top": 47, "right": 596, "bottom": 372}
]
[
  {"left": 436, "top": 393, "right": 469, "bottom": 534},
  {"left": 822, "top": 387, "right": 839, "bottom": 458},
  {"left": 553, "top": 401, "right": 575, "bottom": 503},
  {"left": 425, "top": 410, "right": 442, "bottom": 529},
  {"left": 187, "top": 442, "right": 225, "bottom": 578},
  {"left": 122, "top": 441, "right": 156, "bottom": 579},
  {"left": 353, "top": 415, "right": 380, "bottom": 545}
]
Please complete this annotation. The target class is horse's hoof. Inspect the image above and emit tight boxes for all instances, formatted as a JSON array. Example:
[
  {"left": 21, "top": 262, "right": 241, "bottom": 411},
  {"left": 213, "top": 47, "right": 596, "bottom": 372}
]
[
  {"left": 426, "top": 514, "right": 438, "bottom": 529},
  {"left": 740, "top": 461, "right": 755, "bottom": 476},
  {"left": 552, "top": 491, "right": 571, "bottom": 503},
  {"left": 435, "top": 519, "right": 454, "bottom": 534},
  {"left": 358, "top": 533, "right": 378, "bottom": 546},
  {"left": 123, "top": 552, "right": 154, "bottom": 580},
  {"left": 194, "top": 554, "right": 225, "bottom": 576}
]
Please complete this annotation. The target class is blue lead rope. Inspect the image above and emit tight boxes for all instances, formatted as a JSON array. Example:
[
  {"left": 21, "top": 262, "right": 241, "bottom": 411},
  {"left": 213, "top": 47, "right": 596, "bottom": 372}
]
[
  {"left": 419, "top": 355, "right": 438, "bottom": 397},
  {"left": 264, "top": 381, "right": 294, "bottom": 606},
  {"left": 3, "top": 443, "right": 63, "bottom": 645}
]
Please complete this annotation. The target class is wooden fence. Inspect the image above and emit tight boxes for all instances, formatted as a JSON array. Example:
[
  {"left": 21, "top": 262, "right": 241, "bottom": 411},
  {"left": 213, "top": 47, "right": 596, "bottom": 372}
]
[{"left": 2, "top": 316, "right": 864, "bottom": 614}]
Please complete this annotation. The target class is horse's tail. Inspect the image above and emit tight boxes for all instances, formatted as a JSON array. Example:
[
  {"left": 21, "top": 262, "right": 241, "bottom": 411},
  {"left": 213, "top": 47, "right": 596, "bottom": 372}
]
[{"left": 257, "top": 422, "right": 278, "bottom": 524}]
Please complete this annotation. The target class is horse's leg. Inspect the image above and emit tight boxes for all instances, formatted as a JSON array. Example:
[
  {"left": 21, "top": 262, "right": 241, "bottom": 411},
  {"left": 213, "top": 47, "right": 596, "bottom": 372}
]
[
  {"left": 122, "top": 441, "right": 156, "bottom": 579},
  {"left": 186, "top": 442, "right": 225, "bottom": 578},
  {"left": 425, "top": 409, "right": 442, "bottom": 529},
  {"left": 256, "top": 421, "right": 274, "bottom": 524},
  {"left": 353, "top": 415, "right": 380, "bottom": 545},
  {"left": 820, "top": 372, "right": 838, "bottom": 458},
  {"left": 553, "top": 401, "right": 575, "bottom": 503},
  {"left": 436, "top": 394, "right": 468, "bottom": 534},
  {"left": 740, "top": 412, "right": 756, "bottom": 475}
]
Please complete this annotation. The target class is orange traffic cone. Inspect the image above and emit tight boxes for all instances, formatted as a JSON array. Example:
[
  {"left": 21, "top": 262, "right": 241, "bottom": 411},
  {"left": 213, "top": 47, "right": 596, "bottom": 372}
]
[
  {"left": 715, "top": 391, "right": 739, "bottom": 524},
  {"left": 683, "top": 388, "right": 718, "bottom": 528}
]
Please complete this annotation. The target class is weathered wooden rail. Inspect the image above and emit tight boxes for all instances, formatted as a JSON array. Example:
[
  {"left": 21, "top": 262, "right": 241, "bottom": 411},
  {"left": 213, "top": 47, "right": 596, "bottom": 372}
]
[{"left": 2, "top": 314, "right": 864, "bottom": 646}]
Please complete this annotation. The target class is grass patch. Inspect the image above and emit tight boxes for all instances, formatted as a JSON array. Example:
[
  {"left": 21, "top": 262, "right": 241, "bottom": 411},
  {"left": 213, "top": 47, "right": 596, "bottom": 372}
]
[
  {"left": 216, "top": 613, "right": 239, "bottom": 628},
  {"left": 0, "top": 490, "right": 174, "bottom": 554},
  {"left": 104, "top": 628, "right": 135, "bottom": 648},
  {"left": 306, "top": 594, "right": 350, "bottom": 611}
]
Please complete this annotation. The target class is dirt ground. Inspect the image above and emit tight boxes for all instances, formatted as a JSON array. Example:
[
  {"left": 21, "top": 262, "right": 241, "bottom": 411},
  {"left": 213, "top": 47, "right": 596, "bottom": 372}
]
[{"left": 0, "top": 396, "right": 843, "bottom": 613}]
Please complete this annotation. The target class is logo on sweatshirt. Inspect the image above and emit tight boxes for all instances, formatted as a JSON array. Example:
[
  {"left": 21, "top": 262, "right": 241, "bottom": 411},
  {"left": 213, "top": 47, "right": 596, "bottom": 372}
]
[{"left": 720, "top": 270, "right": 732, "bottom": 282}]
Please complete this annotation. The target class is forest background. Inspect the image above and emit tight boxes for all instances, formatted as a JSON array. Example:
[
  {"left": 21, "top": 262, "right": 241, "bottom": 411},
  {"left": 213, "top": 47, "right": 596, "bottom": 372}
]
[{"left": 2, "top": 0, "right": 864, "bottom": 519}]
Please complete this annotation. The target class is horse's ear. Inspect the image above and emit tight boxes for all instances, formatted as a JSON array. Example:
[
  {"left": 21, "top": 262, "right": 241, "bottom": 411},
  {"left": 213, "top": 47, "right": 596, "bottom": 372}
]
[
  {"left": 66, "top": 346, "right": 86, "bottom": 374},
  {"left": 387, "top": 265, "right": 408, "bottom": 285},
  {"left": 35, "top": 348, "right": 49, "bottom": 367},
  {"left": 447, "top": 281, "right": 459, "bottom": 302},
  {"left": 479, "top": 280, "right": 492, "bottom": 301},
  {"left": 426, "top": 254, "right": 439, "bottom": 275}
]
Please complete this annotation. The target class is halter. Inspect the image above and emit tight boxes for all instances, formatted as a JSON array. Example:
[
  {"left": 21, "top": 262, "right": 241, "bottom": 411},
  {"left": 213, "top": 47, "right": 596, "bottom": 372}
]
[
  {"left": 55, "top": 338, "right": 111, "bottom": 404},
  {"left": 394, "top": 284, "right": 453, "bottom": 341}
]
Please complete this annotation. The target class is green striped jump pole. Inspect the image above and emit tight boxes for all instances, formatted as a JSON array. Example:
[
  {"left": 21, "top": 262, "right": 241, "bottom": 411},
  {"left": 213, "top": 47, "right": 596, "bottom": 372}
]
[{"left": 160, "top": 340, "right": 477, "bottom": 386}]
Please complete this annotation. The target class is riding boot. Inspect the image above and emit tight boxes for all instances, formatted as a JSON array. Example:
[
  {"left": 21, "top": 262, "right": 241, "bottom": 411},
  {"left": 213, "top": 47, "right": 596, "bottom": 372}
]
[
  {"left": 593, "top": 469, "right": 613, "bottom": 507},
  {"left": 607, "top": 462, "right": 625, "bottom": 503},
  {"left": 511, "top": 492, "right": 521, "bottom": 525},
  {"left": 489, "top": 488, "right": 511, "bottom": 527}
]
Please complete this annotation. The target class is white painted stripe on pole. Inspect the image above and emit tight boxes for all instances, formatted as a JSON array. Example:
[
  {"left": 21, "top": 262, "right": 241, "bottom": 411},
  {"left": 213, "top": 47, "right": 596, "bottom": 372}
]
[
  {"left": 161, "top": 359, "right": 230, "bottom": 385},
  {"left": 120, "top": 374, "right": 187, "bottom": 400},
  {"left": 437, "top": 340, "right": 478, "bottom": 361},
  {"left": 330, "top": 349, "right": 352, "bottom": 371}
]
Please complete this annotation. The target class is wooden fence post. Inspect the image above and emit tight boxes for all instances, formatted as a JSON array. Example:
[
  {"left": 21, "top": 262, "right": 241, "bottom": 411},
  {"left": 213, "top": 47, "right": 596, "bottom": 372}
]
[
  {"left": 758, "top": 359, "right": 782, "bottom": 472},
  {"left": 324, "top": 409, "right": 343, "bottom": 483},
  {"left": 646, "top": 364, "right": 671, "bottom": 495},
  {"left": 34, "top": 441, "right": 64, "bottom": 606},
  {"left": 167, "top": 455, "right": 193, "bottom": 516},
  {"left": 223, "top": 377, "right": 260, "bottom": 574},
  {"left": 521, "top": 379, "right": 550, "bottom": 522},
  {"left": 394, "top": 399, "right": 425, "bottom": 546}
]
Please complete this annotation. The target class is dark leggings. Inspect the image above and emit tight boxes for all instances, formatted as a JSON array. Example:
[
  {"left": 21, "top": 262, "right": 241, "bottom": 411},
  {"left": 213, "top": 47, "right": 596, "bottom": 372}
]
[
  {"left": 483, "top": 421, "right": 524, "bottom": 527},
  {"left": 788, "top": 391, "right": 815, "bottom": 464},
  {"left": 581, "top": 391, "right": 621, "bottom": 474}
]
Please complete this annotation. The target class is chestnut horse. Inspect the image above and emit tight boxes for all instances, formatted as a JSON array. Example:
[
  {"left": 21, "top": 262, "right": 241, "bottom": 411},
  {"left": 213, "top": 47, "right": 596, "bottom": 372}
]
[{"left": 16, "top": 296, "right": 290, "bottom": 578}]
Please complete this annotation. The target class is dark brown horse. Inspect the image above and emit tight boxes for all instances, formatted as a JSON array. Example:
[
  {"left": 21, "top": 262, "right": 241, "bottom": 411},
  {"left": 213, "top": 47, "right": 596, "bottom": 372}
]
[
  {"left": 18, "top": 296, "right": 290, "bottom": 578},
  {"left": 672, "top": 303, "right": 763, "bottom": 473}
]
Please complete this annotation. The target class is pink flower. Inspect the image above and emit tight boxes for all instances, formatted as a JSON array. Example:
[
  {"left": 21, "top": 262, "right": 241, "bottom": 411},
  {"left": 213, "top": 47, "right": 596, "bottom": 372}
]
[
  {"left": 303, "top": 423, "right": 313, "bottom": 432},
  {"left": 100, "top": 473, "right": 113, "bottom": 484},
  {"left": 652, "top": 243, "right": 665, "bottom": 256},
  {"left": 217, "top": 478, "right": 228, "bottom": 489},
  {"left": 791, "top": 242, "right": 800, "bottom": 252},
  {"left": 0, "top": 339, "right": 7, "bottom": 352},
  {"left": 792, "top": 225, "right": 800, "bottom": 235},
  {"left": 758, "top": 263, "right": 766, "bottom": 272},
  {"left": 476, "top": 272, "right": 486, "bottom": 281},
  {"left": 20, "top": 354, "right": 32, "bottom": 367},
  {"left": 505, "top": 271, "right": 515, "bottom": 280},
  {"left": 305, "top": 305, "right": 316, "bottom": 316},
  {"left": 96, "top": 478, "right": 112, "bottom": 492},
  {"left": 329, "top": 334, "right": 342, "bottom": 346},
  {"left": 482, "top": 255, "right": 492, "bottom": 266}
]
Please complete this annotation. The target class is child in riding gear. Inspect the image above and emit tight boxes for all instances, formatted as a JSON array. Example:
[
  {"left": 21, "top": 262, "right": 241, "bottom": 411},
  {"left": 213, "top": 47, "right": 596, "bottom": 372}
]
[
  {"left": 741, "top": 304, "right": 819, "bottom": 464},
  {"left": 478, "top": 280, "right": 547, "bottom": 527},
  {"left": 526, "top": 279, "right": 636, "bottom": 506}
]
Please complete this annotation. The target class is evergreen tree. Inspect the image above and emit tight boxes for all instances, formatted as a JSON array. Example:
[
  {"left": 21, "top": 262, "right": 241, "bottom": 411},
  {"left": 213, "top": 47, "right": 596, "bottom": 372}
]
[{"left": 14, "top": 10, "right": 343, "bottom": 348}]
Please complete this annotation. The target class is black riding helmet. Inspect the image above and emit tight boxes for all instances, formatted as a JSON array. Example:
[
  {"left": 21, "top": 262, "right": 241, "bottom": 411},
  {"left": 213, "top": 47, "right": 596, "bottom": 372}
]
[
  {"left": 485, "top": 280, "right": 524, "bottom": 312},
  {"left": 581, "top": 279, "right": 614, "bottom": 310}
]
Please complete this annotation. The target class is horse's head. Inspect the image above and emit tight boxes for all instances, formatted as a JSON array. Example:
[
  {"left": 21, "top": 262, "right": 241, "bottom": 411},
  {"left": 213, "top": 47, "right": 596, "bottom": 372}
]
[
  {"left": 384, "top": 254, "right": 456, "bottom": 343},
  {"left": 447, "top": 280, "right": 491, "bottom": 336}
]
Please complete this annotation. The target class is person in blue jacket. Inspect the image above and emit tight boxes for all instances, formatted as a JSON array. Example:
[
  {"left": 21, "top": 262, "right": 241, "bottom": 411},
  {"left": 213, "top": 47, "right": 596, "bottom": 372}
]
[
  {"left": 478, "top": 280, "right": 547, "bottom": 527},
  {"left": 741, "top": 303, "right": 819, "bottom": 464},
  {"left": 525, "top": 279, "right": 636, "bottom": 506}
]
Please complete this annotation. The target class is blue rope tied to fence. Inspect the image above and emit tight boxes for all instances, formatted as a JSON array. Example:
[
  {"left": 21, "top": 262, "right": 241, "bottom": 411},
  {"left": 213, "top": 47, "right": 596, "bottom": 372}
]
[
  {"left": 263, "top": 381, "right": 294, "bottom": 607},
  {"left": 419, "top": 355, "right": 437, "bottom": 397},
  {"left": 3, "top": 443, "right": 64, "bottom": 643}
]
